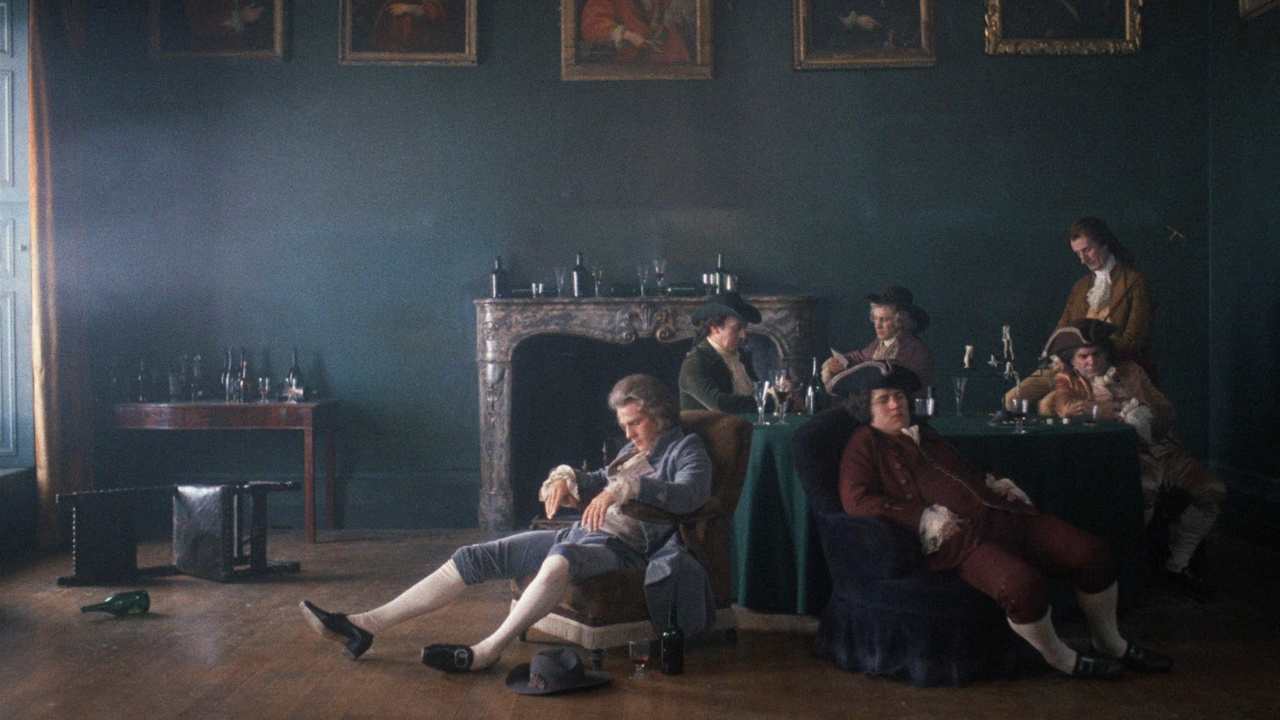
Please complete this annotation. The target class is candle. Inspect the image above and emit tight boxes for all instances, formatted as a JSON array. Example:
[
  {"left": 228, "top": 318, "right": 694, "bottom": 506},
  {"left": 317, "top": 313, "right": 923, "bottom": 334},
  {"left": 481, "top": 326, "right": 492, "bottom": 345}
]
[
  {"left": 963, "top": 345, "right": 974, "bottom": 369},
  {"left": 1001, "top": 325, "right": 1014, "bottom": 360}
]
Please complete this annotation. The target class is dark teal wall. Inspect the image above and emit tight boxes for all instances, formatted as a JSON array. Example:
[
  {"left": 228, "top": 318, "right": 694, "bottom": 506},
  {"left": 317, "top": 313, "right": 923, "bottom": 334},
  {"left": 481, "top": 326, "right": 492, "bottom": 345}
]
[
  {"left": 52, "top": 2, "right": 1247, "bottom": 530},
  {"left": 1208, "top": 5, "right": 1280, "bottom": 502}
]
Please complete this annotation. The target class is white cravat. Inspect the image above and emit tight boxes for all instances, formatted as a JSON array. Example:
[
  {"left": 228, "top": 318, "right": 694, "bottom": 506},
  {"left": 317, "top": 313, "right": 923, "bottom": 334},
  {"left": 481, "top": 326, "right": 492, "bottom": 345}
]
[
  {"left": 901, "top": 425, "right": 921, "bottom": 446},
  {"left": 1086, "top": 254, "right": 1117, "bottom": 313},
  {"left": 708, "top": 337, "right": 755, "bottom": 396}
]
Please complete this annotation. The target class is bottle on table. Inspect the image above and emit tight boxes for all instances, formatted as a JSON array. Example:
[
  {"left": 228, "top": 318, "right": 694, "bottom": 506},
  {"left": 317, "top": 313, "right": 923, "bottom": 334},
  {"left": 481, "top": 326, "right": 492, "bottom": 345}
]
[
  {"left": 221, "top": 348, "right": 236, "bottom": 401},
  {"left": 805, "top": 357, "right": 825, "bottom": 416},
  {"left": 80, "top": 590, "right": 150, "bottom": 617},
  {"left": 659, "top": 598, "right": 684, "bottom": 675},
  {"left": 570, "top": 252, "right": 591, "bottom": 298},
  {"left": 711, "top": 253, "right": 729, "bottom": 293},
  {"left": 237, "top": 350, "right": 252, "bottom": 402},
  {"left": 490, "top": 256, "right": 509, "bottom": 299}
]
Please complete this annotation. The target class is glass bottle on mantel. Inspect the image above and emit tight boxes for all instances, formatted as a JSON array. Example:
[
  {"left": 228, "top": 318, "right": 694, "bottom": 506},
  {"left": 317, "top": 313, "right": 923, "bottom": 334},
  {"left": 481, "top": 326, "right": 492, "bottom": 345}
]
[
  {"left": 237, "top": 349, "right": 252, "bottom": 402},
  {"left": 80, "top": 590, "right": 150, "bottom": 617},
  {"left": 570, "top": 251, "right": 591, "bottom": 298},
  {"left": 659, "top": 598, "right": 684, "bottom": 675},
  {"left": 711, "top": 253, "right": 729, "bottom": 294},
  {"left": 284, "top": 347, "right": 303, "bottom": 399},
  {"left": 490, "top": 256, "right": 509, "bottom": 299},
  {"left": 221, "top": 348, "right": 235, "bottom": 401}
]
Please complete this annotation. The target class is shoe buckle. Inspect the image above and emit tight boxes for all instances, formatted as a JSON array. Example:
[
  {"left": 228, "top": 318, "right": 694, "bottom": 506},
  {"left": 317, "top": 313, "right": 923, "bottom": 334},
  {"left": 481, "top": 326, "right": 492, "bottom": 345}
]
[{"left": 453, "top": 648, "right": 469, "bottom": 669}]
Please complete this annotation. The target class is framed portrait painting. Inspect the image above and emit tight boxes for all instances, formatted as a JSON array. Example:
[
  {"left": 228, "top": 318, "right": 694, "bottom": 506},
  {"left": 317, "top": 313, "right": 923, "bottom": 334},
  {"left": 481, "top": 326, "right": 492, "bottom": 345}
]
[
  {"left": 794, "top": 0, "right": 936, "bottom": 70},
  {"left": 149, "top": 0, "right": 287, "bottom": 60},
  {"left": 561, "top": 0, "right": 713, "bottom": 81},
  {"left": 984, "top": 0, "right": 1143, "bottom": 56},
  {"left": 340, "top": 0, "right": 477, "bottom": 66}
]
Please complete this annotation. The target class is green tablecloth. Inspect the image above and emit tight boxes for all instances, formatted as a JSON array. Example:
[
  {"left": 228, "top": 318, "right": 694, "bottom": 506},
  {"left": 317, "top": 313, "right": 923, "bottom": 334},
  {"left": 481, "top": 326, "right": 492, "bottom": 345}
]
[{"left": 729, "top": 413, "right": 1150, "bottom": 615}]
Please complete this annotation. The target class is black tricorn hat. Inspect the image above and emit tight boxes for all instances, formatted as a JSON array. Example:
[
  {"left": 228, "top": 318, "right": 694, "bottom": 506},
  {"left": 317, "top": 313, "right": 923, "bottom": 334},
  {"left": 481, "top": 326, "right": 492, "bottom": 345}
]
[
  {"left": 690, "top": 291, "right": 762, "bottom": 324},
  {"left": 826, "top": 360, "right": 922, "bottom": 398},
  {"left": 1043, "top": 319, "right": 1117, "bottom": 359},
  {"left": 866, "top": 285, "right": 930, "bottom": 333},
  {"left": 505, "top": 648, "right": 611, "bottom": 696}
]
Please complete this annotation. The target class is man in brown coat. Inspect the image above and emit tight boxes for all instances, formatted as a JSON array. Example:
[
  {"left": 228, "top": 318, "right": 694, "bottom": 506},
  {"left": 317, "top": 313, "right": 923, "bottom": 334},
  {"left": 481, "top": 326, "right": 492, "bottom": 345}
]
[{"left": 1045, "top": 319, "right": 1223, "bottom": 600}]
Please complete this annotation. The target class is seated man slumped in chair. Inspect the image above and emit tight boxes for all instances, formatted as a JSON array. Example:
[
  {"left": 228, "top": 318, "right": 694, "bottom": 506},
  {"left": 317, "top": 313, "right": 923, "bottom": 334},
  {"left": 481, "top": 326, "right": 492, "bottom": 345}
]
[
  {"left": 300, "top": 374, "right": 714, "bottom": 672},
  {"left": 832, "top": 359, "right": 1172, "bottom": 680}
]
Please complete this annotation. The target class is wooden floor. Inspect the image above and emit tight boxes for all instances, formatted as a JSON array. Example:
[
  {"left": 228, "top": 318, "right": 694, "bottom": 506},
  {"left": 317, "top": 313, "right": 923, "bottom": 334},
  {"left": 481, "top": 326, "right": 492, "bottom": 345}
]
[{"left": 2, "top": 529, "right": 1278, "bottom": 720}]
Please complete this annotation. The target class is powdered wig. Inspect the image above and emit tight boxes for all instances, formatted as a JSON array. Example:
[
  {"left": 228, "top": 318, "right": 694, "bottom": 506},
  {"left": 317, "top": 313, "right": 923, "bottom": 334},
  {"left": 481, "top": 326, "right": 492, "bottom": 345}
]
[
  {"left": 608, "top": 374, "right": 680, "bottom": 432},
  {"left": 869, "top": 303, "right": 917, "bottom": 335},
  {"left": 1069, "top": 217, "right": 1136, "bottom": 266}
]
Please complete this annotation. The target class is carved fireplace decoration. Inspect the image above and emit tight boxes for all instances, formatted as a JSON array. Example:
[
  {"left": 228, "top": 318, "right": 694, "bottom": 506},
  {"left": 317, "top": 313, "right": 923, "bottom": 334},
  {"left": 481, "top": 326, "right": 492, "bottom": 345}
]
[{"left": 474, "top": 295, "right": 817, "bottom": 530}]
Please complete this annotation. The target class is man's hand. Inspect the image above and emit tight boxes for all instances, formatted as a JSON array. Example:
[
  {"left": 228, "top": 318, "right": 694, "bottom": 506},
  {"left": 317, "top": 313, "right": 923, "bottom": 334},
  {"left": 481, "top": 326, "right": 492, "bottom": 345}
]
[
  {"left": 543, "top": 478, "right": 579, "bottom": 520},
  {"left": 581, "top": 489, "right": 615, "bottom": 532},
  {"left": 918, "top": 504, "right": 965, "bottom": 555},
  {"left": 985, "top": 475, "right": 1034, "bottom": 507}
]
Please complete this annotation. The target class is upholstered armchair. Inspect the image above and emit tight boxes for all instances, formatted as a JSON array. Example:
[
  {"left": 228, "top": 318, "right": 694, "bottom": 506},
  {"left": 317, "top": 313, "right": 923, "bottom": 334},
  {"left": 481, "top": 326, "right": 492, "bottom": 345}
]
[
  {"left": 513, "top": 410, "right": 753, "bottom": 668},
  {"left": 793, "top": 408, "right": 1022, "bottom": 687}
]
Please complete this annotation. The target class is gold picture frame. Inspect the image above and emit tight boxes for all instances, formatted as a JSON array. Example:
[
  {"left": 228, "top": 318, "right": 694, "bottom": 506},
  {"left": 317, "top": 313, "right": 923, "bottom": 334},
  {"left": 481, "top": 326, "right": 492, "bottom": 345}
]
[
  {"left": 340, "top": 0, "right": 477, "bottom": 66},
  {"left": 984, "top": 0, "right": 1143, "bottom": 56},
  {"left": 149, "top": 0, "right": 287, "bottom": 60},
  {"left": 794, "top": 1, "right": 936, "bottom": 70},
  {"left": 561, "top": 0, "right": 713, "bottom": 81},
  {"left": 1240, "top": 0, "right": 1280, "bottom": 18}
]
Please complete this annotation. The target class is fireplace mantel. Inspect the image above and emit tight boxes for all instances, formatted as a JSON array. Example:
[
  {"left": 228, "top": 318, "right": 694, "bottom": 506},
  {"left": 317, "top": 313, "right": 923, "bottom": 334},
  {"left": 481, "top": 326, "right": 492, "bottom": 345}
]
[{"left": 474, "top": 295, "right": 817, "bottom": 530}]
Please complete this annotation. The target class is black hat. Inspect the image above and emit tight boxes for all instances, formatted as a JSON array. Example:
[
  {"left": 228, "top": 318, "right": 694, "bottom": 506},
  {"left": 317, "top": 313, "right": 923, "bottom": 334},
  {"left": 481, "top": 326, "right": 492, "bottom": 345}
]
[
  {"left": 690, "top": 291, "right": 762, "bottom": 325},
  {"left": 505, "top": 648, "right": 611, "bottom": 696},
  {"left": 826, "top": 360, "right": 922, "bottom": 398},
  {"left": 866, "top": 285, "right": 930, "bottom": 333},
  {"left": 1043, "top": 319, "right": 1117, "bottom": 359}
]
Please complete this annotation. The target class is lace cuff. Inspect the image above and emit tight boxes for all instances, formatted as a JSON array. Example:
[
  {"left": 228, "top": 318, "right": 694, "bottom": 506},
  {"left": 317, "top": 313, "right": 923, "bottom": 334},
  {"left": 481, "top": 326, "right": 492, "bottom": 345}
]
[
  {"left": 538, "top": 465, "right": 579, "bottom": 503},
  {"left": 918, "top": 504, "right": 960, "bottom": 556}
]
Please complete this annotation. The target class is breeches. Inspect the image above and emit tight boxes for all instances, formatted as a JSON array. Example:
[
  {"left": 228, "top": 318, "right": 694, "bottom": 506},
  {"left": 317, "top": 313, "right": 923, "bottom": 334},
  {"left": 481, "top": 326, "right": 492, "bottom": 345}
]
[
  {"left": 955, "top": 512, "right": 1117, "bottom": 624},
  {"left": 451, "top": 524, "right": 645, "bottom": 586},
  {"left": 1141, "top": 443, "right": 1225, "bottom": 515}
]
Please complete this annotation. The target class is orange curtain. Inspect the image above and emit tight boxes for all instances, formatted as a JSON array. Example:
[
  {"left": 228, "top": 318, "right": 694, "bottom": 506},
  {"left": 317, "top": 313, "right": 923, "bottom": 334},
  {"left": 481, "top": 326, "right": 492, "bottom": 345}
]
[{"left": 30, "top": 0, "right": 93, "bottom": 550}]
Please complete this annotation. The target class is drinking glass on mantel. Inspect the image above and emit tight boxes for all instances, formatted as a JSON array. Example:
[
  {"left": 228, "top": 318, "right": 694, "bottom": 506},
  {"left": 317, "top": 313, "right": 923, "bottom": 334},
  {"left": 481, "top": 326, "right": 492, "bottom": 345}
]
[
  {"left": 553, "top": 267, "right": 567, "bottom": 298},
  {"left": 635, "top": 265, "right": 649, "bottom": 297},
  {"left": 652, "top": 258, "right": 668, "bottom": 293}
]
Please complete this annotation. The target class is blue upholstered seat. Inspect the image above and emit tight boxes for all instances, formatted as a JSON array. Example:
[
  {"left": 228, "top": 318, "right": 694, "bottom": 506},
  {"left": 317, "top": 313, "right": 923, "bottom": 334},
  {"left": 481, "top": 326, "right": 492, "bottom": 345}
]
[{"left": 792, "top": 408, "right": 1023, "bottom": 687}]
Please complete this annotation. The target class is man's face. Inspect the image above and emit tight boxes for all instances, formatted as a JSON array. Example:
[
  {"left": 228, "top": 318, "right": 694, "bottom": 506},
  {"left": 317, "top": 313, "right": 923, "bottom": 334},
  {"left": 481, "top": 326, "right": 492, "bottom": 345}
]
[
  {"left": 616, "top": 402, "right": 661, "bottom": 454},
  {"left": 1070, "top": 235, "right": 1111, "bottom": 272},
  {"left": 870, "top": 305, "right": 900, "bottom": 342},
  {"left": 1071, "top": 345, "right": 1110, "bottom": 379},
  {"left": 708, "top": 316, "right": 748, "bottom": 354},
  {"left": 869, "top": 388, "right": 910, "bottom": 434}
]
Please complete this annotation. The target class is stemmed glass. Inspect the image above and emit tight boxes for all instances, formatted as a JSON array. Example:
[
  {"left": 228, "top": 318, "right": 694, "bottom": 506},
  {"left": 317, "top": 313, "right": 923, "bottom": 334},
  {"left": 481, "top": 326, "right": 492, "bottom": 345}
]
[
  {"left": 628, "top": 639, "right": 650, "bottom": 679},
  {"left": 257, "top": 377, "right": 272, "bottom": 403},
  {"left": 635, "top": 265, "right": 649, "bottom": 297},
  {"left": 953, "top": 376, "right": 968, "bottom": 416},
  {"left": 1009, "top": 396, "right": 1030, "bottom": 435},
  {"left": 592, "top": 267, "right": 605, "bottom": 297},
  {"left": 652, "top": 258, "right": 668, "bottom": 294},
  {"left": 752, "top": 381, "right": 772, "bottom": 426},
  {"left": 553, "top": 267, "right": 567, "bottom": 298},
  {"left": 772, "top": 370, "right": 793, "bottom": 424}
]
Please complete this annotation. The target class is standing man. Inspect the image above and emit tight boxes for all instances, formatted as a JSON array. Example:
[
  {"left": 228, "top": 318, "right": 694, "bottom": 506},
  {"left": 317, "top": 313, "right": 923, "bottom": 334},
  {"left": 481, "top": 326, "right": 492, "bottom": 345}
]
[
  {"left": 822, "top": 285, "right": 935, "bottom": 390},
  {"left": 1013, "top": 217, "right": 1154, "bottom": 407},
  {"left": 1045, "top": 319, "right": 1222, "bottom": 600},
  {"left": 679, "top": 291, "right": 762, "bottom": 413}
]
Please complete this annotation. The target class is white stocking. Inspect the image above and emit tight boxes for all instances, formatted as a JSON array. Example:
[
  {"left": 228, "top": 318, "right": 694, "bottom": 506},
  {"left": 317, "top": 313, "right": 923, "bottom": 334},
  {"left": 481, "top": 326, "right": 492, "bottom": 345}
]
[
  {"left": 470, "top": 554, "right": 571, "bottom": 670},
  {"left": 348, "top": 560, "right": 466, "bottom": 636},
  {"left": 1166, "top": 505, "right": 1217, "bottom": 573},
  {"left": 1008, "top": 608, "right": 1077, "bottom": 674},
  {"left": 1077, "top": 582, "right": 1127, "bottom": 657}
]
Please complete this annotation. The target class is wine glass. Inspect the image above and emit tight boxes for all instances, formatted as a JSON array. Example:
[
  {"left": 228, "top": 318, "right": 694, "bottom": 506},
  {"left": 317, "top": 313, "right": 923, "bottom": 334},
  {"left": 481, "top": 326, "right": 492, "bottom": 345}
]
[
  {"left": 553, "top": 267, "right": 567, "bottom": 297},
  {"left": 629, "top": 639, "right": 650, "bottom": 679},
  {"left": 1010, "top": 396, "right": 1030, "bottom": 435},
  {"left": 1084, "top": 403, "right": 1100, "bottom": 427},
  {"left": 752, "top": 381, "right": 772, "bottom": 426},
  {"left": 913, "top": 396, "right": 935, "bottom": 422},
  {"left": 592, "top": 267, "right": 605, "bottom": 297},
  {"left": 772, "top": 370, "right": 793, "bottom": 424},
  {"left": 953, "top": 376, "right": 968, "bottom": 416},
  {"left": 652, "top": 258, "right": 668, "bottom": 293},
  {"left": 257, "top": 377, "right": 272, "bottom": 403},
  {"left": 635, "top": 265, "right": 649, "bottom": 297}
]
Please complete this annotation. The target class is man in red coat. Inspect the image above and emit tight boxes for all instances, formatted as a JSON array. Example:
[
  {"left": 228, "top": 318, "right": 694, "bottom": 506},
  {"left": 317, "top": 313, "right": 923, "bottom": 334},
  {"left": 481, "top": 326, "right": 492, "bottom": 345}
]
[{"left": 832, "top": 360, "right": 1171, "bottom": 679}]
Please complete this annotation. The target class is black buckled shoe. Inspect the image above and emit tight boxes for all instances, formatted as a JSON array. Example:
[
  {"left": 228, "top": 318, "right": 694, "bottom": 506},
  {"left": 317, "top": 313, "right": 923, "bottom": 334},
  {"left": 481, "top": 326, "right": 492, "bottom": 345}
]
[
  {"left": 1069, "top": 652, "right": 1126, "bottom": 680},
  {"left": 421, "top": 644, "right": 475, "bottom": 673},
  {"left": 1164, "top": 567, "right": 1215, "bottom": 602},
  {"left": 299, "top": 600, "right": 374, "bottom": 660},
  {"left": 1118, "top": 643, "right": 1174, "bottom": 673}
]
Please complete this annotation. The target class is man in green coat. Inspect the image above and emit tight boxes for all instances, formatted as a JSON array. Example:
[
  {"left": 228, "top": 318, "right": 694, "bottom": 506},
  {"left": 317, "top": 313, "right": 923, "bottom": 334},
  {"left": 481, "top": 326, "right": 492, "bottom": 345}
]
[{"left": 679, "top": 292, "right": 762, "bottom": 413}]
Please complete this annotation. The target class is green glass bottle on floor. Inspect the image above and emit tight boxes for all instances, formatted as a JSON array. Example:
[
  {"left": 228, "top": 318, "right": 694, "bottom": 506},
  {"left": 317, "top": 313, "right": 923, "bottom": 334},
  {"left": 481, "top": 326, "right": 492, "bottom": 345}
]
[{"left": 80, "top": 590, "right": 150, "bottom": 616}]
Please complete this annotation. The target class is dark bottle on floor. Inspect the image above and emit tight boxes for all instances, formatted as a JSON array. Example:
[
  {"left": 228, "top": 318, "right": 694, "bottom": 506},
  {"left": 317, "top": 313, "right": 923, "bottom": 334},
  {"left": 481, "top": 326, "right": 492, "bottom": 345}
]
[
  {"left": 659, "top": 600, "right": 684, "bottom": 675},
  {"left": 80, "top": 590, "right": 150, "bottom": 616}
]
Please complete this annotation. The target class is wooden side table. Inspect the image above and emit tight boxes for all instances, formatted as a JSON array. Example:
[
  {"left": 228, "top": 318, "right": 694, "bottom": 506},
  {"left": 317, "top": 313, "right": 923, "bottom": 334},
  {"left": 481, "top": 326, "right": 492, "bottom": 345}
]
[{"left": 108, "top": 401, "right": 338, "bottom": 543}]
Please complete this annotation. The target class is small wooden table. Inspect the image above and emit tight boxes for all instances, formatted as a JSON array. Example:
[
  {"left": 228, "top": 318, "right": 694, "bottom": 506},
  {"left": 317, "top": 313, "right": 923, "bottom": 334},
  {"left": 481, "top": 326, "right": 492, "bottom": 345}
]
[{"left": 109, "top": 401, "right": 338, "bottom": 543}]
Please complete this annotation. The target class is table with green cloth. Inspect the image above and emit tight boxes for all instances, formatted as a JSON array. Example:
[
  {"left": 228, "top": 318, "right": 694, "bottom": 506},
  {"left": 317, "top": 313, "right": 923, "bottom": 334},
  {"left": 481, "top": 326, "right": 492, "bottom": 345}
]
[{"left": 728, "top": 412, "right": 1150, "bottom": 615}]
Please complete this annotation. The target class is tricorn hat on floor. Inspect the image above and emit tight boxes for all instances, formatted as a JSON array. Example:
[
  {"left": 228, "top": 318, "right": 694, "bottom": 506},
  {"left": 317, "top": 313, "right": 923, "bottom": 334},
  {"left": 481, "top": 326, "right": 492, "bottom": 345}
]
[
  {"left": 691, "top": 291, "right": 762, "bottom": 325},
  {"left": 505, "top": 648, "right": 611, "bottom": 696},
  {"left": 1043, "top": 319, "right": 1117, "bottom": 360},
  {"left": 826, "top": 360, "right": 922, "bottom": 398},
  {"left": 866, "top": 285, "right": 930, "bottom": 333}
]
